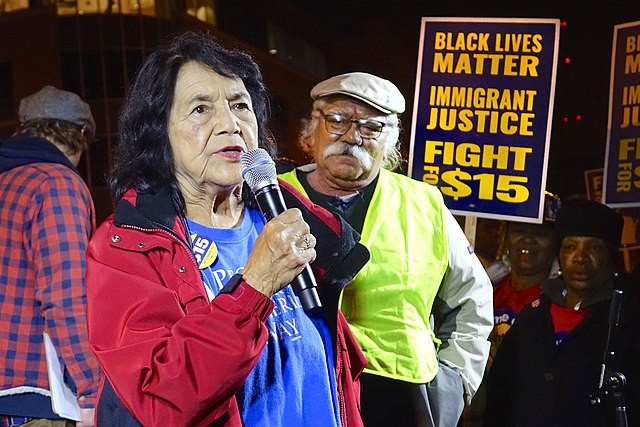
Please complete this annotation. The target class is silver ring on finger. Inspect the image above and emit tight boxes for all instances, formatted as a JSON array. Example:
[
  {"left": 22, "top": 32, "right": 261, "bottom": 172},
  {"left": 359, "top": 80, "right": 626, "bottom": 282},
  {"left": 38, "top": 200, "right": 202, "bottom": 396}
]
[{"left": 302, "top": 235, "right": 311, "bottom": 250}]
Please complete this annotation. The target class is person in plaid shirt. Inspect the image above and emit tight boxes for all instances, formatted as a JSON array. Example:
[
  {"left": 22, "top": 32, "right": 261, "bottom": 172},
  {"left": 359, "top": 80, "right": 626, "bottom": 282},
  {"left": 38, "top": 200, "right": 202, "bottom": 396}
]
[{"left": 0, "top": 86, "right": 101, "bottom": 427}]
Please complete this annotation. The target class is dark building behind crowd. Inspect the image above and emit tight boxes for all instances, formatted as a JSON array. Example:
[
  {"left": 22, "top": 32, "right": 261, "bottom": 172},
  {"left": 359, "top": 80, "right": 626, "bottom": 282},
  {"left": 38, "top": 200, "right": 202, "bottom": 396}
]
[
  {"left": 0, "top": 0, "right": 638, "bottom": 271},
  {"left": 0, "top": 0, "right": 331, "bottom": 223}
]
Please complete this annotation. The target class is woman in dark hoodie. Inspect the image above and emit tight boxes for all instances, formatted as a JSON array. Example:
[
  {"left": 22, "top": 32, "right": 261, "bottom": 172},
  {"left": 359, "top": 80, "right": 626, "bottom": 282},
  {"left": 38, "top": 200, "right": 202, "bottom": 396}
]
[{"left": 484, "top": 198, "right": 639, "bottom": 427}]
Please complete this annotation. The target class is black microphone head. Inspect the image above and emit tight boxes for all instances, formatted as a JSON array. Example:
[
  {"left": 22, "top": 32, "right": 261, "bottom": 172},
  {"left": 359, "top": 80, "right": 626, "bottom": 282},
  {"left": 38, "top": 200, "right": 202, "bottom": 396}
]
[{"left": 241, "top": 148, "right": 278, "bottom": 192}]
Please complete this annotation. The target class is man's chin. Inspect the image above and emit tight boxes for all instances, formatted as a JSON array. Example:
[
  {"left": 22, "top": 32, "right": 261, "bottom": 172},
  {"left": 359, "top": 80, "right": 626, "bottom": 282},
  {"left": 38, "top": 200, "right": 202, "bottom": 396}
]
[
  {"left": 328, "top": 155, "right": 372, "bottom": 170},
  {"left": 329, "top": 168, "right": 377, "bottom": 185}
]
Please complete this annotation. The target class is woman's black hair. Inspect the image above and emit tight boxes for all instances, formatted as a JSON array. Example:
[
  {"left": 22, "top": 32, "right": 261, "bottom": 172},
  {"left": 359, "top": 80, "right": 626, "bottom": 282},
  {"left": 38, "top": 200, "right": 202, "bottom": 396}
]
[{"left": 109, "top": 30, "right": 276, "bottom": 208}]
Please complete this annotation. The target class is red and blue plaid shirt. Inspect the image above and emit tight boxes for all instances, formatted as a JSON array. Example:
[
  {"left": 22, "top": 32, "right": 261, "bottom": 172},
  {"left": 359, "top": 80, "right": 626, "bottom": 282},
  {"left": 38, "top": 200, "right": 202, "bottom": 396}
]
[{"left": 0, "top": 152, "right": 101, "bottom": 409}]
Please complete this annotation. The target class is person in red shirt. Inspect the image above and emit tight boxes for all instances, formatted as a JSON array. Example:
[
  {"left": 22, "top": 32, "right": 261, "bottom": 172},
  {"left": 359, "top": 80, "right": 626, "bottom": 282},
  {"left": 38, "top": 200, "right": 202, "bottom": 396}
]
[
  {"left": 489, "top": 192, "right": 562, "bottom": 362},
  {"left": 463, "top": 193, "right": 561, "bottom": 425},
  {"left": 484, "top": 198, "right": 639, "bottom": 427}
]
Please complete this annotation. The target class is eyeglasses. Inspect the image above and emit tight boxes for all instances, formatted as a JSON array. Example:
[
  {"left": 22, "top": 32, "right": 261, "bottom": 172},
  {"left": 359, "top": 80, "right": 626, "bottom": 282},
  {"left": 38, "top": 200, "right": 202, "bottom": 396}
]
[{"left": 317, "top": 111, "right": 386, "bottom": 139}]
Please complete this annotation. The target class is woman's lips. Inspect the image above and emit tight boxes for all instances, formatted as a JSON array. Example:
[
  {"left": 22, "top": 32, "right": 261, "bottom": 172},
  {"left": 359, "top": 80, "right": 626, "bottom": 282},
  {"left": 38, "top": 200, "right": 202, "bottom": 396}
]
[
  {"left": 216, "top": 146, "right": 245, "bottom": 160},
  {"left": 566, "top": 271, "right": 592, "bottom": 281}
]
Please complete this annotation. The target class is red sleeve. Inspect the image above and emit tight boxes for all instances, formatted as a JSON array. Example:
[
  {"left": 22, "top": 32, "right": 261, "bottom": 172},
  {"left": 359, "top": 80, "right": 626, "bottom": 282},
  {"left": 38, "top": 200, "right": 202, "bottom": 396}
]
[
  {"left": 336, "top": 311, "right": 367, "bottom": 427},
  {"left": 86, "top": 220, "right": 273, "bottom": 426}
]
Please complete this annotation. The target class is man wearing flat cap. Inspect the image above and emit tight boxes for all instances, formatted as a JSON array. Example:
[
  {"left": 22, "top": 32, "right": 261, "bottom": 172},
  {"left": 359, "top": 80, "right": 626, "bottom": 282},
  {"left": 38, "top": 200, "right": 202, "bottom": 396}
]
[
  {"left": 485, "top": 199, "right": 640, "bottom": 426},
  {"left": 0, "top": 86, "right": 100, "bottom": 426},
  {"left": 280, "top": 72, "right": 493, "bottom": 426}
]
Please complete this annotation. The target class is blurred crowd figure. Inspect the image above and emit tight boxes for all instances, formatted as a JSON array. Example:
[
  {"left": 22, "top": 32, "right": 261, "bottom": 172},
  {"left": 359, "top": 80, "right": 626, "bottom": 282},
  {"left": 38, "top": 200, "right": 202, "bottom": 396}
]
[
  {"left": 0, "top": 86, "right": 100, "bottom": 426},
  {"left": 476, "top": 198, "right": 639, "bottom": 427},
  {"left": 489, "top": 192, "right": 562, "bottom": 364},
  {"left": 463, "top": 193, "right": 561, "bottom": 426}
]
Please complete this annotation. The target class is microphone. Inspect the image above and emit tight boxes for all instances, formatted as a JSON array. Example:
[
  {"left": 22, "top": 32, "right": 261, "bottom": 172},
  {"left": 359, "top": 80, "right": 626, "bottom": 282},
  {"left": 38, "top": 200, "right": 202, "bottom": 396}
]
[{"left": 240, "top": 148, "right": 322, "bottom": 312}]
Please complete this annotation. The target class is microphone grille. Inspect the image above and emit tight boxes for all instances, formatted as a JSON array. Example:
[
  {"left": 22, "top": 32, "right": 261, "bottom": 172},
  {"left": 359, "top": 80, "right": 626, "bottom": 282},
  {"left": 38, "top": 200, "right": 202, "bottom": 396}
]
[{"left": 241, "top": 148, "right": 277, "bottom": 191}]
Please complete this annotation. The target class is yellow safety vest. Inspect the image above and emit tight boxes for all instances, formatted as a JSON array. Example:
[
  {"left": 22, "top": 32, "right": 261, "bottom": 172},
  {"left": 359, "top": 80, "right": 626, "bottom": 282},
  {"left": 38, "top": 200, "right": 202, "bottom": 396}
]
[{"left": 280, "top": 168, "right": 448, "bottom": 382}]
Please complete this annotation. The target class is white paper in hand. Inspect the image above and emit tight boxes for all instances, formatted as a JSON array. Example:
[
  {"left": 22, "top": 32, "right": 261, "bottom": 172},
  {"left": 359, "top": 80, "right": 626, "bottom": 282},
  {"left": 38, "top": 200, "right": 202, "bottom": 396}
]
[{"left": 43, "top": 332, "right": 82, "bottom": 421}]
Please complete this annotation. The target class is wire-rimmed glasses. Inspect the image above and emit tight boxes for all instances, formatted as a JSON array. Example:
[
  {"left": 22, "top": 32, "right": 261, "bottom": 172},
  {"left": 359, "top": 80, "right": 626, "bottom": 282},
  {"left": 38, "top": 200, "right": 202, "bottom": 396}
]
[{"left": 317, "top": 111, "right": 386, "bottom": 139}]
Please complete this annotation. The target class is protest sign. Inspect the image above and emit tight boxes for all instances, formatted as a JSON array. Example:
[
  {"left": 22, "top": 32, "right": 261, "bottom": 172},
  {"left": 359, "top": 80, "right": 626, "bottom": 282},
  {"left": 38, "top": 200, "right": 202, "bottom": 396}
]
[
  {"left": 408, "top": 17, "right": 560, "bottom": 222},
  {"left": 603, "top": 20, "right": 640, "bottom": 207}
]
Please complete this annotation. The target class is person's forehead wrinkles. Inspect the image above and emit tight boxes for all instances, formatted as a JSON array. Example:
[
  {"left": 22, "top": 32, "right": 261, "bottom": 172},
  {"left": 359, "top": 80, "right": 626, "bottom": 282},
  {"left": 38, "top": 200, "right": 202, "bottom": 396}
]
[
  {"left": 228, "top": 90, "right": 252, "bottom": 104},
  {"left": 188, "top": 93, "right": 216, "bottom": 104},
  {"left": 184, "top": 87, "right": 250, "bottom": 105}
]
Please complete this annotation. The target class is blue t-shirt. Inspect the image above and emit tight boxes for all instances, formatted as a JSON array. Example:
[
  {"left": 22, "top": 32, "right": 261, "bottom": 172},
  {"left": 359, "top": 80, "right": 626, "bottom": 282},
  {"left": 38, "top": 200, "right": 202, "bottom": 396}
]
[{"left": 187, "top": 208, "right": 342, "bottom": 427}]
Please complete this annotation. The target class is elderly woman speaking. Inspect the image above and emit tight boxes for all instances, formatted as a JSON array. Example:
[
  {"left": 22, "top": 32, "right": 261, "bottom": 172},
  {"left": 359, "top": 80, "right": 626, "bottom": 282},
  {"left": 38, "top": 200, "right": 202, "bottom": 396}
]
[{"left": 85, "top": 31, "right": 368, "bottom": 427}]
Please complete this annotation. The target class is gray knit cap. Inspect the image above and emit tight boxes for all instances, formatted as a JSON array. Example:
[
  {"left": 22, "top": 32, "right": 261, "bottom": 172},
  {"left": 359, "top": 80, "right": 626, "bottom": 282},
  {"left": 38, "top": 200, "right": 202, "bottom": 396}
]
[{"left": 19, "top": 85, "right": 95, "bottom": 137}]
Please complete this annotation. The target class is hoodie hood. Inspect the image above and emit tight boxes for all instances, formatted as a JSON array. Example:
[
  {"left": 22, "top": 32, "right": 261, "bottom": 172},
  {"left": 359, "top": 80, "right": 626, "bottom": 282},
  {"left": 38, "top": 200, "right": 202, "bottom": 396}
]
[
  {"left": 0, "top": 135, "right": 78, "bottom": 174},
  {"left": 542, "top": 276, "right": 616, "bottom": 309}
]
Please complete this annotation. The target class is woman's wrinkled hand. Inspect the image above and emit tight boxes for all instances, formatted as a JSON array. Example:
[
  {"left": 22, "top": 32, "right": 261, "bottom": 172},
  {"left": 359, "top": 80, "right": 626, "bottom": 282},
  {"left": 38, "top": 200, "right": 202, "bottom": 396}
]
[{"left": 242, "top": 208, "right": 316, "bottom": 297}]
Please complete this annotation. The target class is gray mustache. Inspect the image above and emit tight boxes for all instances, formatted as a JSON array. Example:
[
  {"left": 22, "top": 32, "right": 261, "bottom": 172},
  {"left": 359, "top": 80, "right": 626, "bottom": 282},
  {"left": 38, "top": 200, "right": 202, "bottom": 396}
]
[{"left": 323, "top": 142, "right": 374, "bottom": 170}]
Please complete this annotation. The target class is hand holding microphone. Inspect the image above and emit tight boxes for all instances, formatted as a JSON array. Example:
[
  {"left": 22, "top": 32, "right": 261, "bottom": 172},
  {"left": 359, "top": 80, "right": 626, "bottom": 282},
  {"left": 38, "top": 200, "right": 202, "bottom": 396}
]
[
  {"left": 240, "top": 148, "right": 322, "bottom": 312},
  {"left": 242, "top": 209, "right": 317, "bottom": 300}
]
